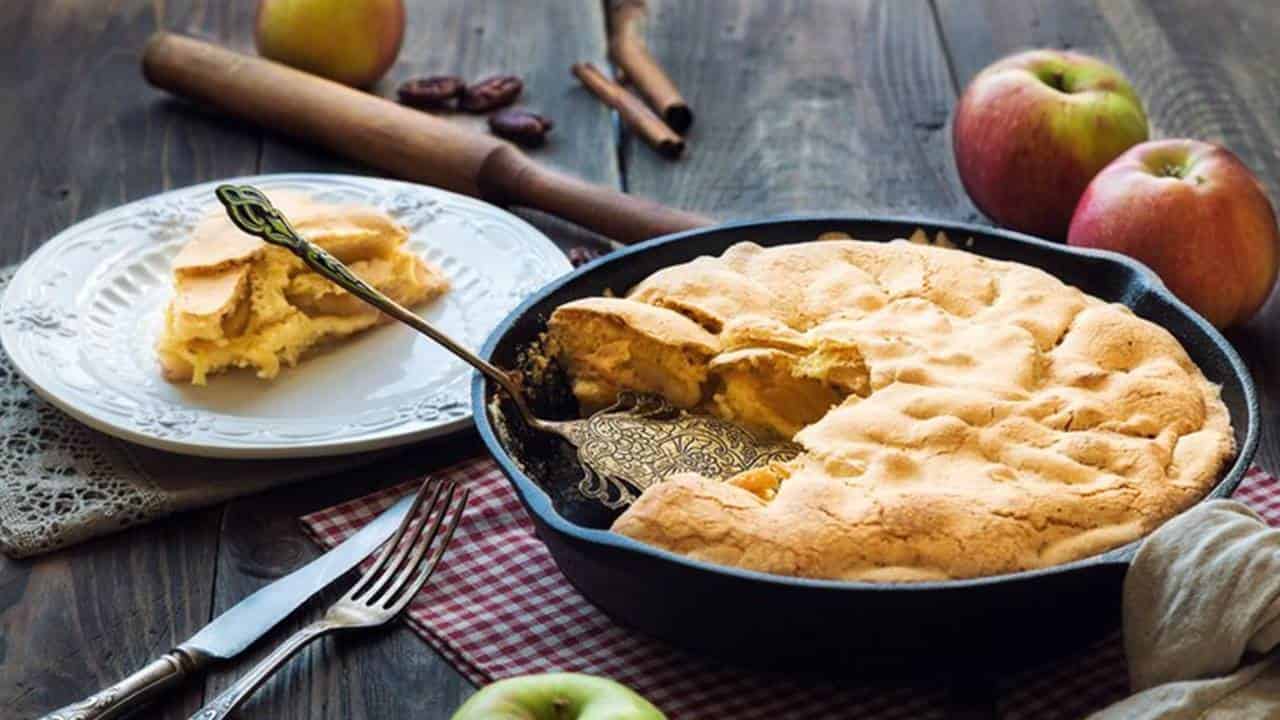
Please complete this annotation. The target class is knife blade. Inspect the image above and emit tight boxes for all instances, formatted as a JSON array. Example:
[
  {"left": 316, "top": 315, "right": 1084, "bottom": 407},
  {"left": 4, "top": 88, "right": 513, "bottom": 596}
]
[
  {"left": 37, "top": 493, "right": 415, "bottom": 720},
  {"left": 187, "top": 493, "right": 414, "bottom": 658}
]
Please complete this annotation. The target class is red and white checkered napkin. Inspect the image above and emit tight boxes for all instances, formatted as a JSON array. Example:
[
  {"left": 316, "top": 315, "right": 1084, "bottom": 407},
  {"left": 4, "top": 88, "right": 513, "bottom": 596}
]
[{"left": 301, "top": 462, "right": 1279, "bottom": 720}]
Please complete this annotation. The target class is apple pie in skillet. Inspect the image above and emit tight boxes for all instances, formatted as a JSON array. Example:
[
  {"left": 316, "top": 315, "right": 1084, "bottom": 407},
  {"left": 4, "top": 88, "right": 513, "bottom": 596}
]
[{"left": 548, "top": 238, "right": 1234, "bottom": 581}]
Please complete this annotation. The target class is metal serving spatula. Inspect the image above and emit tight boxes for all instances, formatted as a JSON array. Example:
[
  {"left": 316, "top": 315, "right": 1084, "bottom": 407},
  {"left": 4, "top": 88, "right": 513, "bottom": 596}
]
[{"left": 215, "top": 185, "right": 800, "bottom": 508}]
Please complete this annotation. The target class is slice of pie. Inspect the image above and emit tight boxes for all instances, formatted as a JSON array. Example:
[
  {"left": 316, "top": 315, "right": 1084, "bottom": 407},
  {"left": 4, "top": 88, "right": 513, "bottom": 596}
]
[{"left": 156, "top": 192, "right": 449, "bottom": 384}]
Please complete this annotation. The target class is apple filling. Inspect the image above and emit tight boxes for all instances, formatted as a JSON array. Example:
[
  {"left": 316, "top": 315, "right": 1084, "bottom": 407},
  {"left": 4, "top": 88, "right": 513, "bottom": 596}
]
[{"left": 156, "top": 192, "right": 449, "bottom": 384}]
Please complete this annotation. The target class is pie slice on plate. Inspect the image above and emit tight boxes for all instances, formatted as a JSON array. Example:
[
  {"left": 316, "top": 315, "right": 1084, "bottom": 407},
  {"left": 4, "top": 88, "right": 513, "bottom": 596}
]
[{"left": 156, "top": 191, "right": 449, "bottom": 384}]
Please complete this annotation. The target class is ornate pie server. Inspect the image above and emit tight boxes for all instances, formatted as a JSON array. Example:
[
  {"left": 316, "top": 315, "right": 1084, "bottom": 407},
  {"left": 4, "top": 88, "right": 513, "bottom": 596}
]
[{"left": 215, "top": 184, "right": 801, "bottom": 508}]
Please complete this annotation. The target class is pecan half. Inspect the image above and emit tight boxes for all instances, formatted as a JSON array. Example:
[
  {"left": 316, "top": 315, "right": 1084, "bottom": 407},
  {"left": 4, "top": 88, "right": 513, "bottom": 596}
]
[
  {"left": 460, "top": 75, "right": 523, "bottom": 113},
  {"left": 567, "top": 245, "right": 605, "bottom": 267},
  {"left": 488, "top": 108, "right": 553, "bottom": 147},
  {"left": 397, "top": 76, "right": 466, "bottom": 109}
]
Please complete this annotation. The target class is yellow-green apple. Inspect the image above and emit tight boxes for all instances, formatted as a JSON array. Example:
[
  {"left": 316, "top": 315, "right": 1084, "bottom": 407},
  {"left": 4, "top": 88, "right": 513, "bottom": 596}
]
[
  {"left": 451, "top": 673, "right": 665, "bottom": 720},
  {"left": 953, "top": 50, "right": 1149, "bottom": 239},
  {"left": 256, "top": 0, "right": 405, "bottom": 88},
  {"left": 1068, "top": 139, "right": 1279, "bottom": 328}
]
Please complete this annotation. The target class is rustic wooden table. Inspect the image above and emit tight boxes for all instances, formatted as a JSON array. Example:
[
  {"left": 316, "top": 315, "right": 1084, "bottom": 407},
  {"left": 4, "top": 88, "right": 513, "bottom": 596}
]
[{"left": 2, "top": 1, "right": 1277, "bottom": 718}]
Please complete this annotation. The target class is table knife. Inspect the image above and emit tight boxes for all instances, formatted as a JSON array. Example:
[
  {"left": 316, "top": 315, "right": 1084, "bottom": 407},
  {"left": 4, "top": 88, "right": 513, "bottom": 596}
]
[{"left": 36, "top": 494, "right": 416, "bottom": 720}]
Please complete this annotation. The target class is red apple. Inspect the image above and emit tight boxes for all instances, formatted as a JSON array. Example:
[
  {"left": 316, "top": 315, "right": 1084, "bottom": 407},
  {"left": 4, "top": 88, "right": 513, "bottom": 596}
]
[
  {"left": 256, "top": 0, "right": 405, "bottom": 89},
  {"left": 1068, "top": 139, "right": 1279, "bottom": 328},
  {"left": 953, "top": 50, "right": 1149, "bottom": 240}
]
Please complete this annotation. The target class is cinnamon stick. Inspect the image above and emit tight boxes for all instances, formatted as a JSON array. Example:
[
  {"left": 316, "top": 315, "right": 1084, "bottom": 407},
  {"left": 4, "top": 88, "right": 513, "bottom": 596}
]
[
  {"left": 572, "top": 62, "right": 684, "bottom": 158},
  {"left": 608, "top": 0, "right": 692, "bottom": 133}
]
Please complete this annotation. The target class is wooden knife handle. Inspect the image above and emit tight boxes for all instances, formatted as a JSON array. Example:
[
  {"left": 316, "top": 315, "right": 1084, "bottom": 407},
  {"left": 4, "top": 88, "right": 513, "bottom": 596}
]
[{"left": 142, "top": 33, "right": 711, "bottom": 245}]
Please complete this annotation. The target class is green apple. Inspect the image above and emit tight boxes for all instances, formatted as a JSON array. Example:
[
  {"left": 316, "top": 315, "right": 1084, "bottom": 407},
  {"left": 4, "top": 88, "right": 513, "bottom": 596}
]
[
  {"left": 255, "top": 0, "right": 405, "bottom": 88},
  {"left": 451, "top": 673, "right": 665, "bottom": 720},
  {"left": 953, "top": 49, "right": 1149, "bottom": 240}
]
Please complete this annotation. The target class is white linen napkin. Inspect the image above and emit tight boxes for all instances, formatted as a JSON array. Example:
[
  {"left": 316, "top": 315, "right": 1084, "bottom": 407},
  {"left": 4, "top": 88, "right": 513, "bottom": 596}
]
[{"left": 1091, "top": 499, "right": 1280, "bottom": 718}]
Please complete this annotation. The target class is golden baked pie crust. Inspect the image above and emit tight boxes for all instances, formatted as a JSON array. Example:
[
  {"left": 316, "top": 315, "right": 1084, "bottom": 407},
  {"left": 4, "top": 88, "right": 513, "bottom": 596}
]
[
  {"left": 548, "top": 239, "right": 1234, "bottom": 582},
  {"left": 156, "top": 192, "right": 449, "bottom": 384}
]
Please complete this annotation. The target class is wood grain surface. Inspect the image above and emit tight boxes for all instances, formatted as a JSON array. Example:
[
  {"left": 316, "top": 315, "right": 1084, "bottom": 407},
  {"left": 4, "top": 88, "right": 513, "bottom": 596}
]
[
  {"left": 2, "top": 2, "right": 1280, "bottom": 719},
  {"left": 0, "top": 2, "right": 255, "bottom": 718},
  {"left": 202, "top": 436, "right": 483, "bottom": 718},
  {"left": 209, "top": 1, "right": 617, "bottom": 717},
  {"left": 257, "top": 0, "right": 623, "bottom": 254},
  {"left": 934, "top": 0, "right": 1280, "bottom": 505},
  {"left": 625, "top": 0, "right": 973, "bottom": 220}
]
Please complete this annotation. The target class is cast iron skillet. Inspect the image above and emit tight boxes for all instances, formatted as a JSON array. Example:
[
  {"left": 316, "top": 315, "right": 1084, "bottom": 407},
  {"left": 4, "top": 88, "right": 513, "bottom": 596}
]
[{"left": 471, "top": 217, "right": 1259, "bottom": 674}]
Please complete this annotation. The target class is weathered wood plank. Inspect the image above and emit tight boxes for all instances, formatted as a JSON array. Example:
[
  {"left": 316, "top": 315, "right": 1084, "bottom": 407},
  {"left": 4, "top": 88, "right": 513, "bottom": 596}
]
[
  {"left": 258, "top": 0, "right": 621, "bottom": 253},
  {"left": 623, "top": 0, "right": 973, "bottom": 220},
  {"left": 622, "top": 2, "right": 991, "bottom": 715},
  {"left": 0, "top": 0, "right": 260, "bottom": 267},
  {"left": 0, "top": 512, "right": 224, "bottom": 719},
  {"left": 933, "top": 0, "right": 1110, "bottom": 92},
  {"left": 5, "top": 3, "right": 1277, "bottom": 720},
  {"left": 1105, "top": 1, "right": 1280, "bottom": 475},
  {"left": 933, "top": 0, "right": 1280, "bottom": 492},
  {"left": 936, "top": 0, "right": 1280, "bottom": 182},
  {"left": 201, "top": 436, "right": 484, "bottom": 719},
  {"left": 206, "top": 2, "right": 616, "bottom": 718},
  {"left": 936, "top": 4, "right": 1280, "bottom": 715},
  {"left": 0, "top": 1, "right": 258, "bottom": 718}
]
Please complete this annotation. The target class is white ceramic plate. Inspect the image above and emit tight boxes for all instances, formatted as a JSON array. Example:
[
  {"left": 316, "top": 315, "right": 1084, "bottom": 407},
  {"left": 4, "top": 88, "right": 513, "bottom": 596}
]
[{"left": 0, "top": 174, "right": 571, "bottom": 458}]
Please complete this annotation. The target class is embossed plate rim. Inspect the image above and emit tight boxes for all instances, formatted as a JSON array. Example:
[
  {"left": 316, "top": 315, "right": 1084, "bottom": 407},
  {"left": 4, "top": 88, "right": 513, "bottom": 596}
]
[{"left": 1, "top": 173, "right": 571, "bottom": 459}]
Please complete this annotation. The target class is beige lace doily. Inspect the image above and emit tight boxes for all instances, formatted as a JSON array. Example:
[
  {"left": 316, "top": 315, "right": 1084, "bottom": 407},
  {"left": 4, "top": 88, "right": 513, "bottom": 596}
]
[{"left": 0, "top": 265, "right": 381, "bottom": 558}]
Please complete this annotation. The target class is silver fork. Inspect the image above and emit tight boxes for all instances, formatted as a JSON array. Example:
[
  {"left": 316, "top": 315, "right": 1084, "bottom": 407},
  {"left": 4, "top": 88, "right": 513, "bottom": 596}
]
[{"left": 189, "top": 478, "right": 469, "bottom": 720}]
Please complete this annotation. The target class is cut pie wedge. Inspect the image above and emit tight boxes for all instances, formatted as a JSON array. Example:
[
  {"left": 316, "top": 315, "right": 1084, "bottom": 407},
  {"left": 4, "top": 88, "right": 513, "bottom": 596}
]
[{"left": 157, "top": 192, "right": 449, "bottom": 384}]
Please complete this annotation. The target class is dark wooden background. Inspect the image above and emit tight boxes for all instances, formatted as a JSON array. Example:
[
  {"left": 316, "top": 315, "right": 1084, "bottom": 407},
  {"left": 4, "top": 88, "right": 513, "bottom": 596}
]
[{"left": 2, "top": 1, "right": 1277, "bottom": 718}]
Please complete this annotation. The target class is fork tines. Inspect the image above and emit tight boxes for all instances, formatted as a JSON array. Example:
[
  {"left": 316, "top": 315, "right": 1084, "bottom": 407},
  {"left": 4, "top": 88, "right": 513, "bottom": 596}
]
[{"left": 347, "top": 478, "right": 469, "bottom": 614}]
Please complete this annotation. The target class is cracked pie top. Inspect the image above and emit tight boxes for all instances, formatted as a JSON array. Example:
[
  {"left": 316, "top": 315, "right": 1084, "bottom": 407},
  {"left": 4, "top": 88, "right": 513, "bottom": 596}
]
[{"left": 547, "top": 237, "right": 1234, "bottom": 581}]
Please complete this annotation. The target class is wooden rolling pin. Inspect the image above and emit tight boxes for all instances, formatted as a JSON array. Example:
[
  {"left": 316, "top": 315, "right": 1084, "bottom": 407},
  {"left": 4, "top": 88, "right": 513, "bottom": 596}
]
[{"left": 142, "top": 33, "right": 711, "bottom": 245}]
